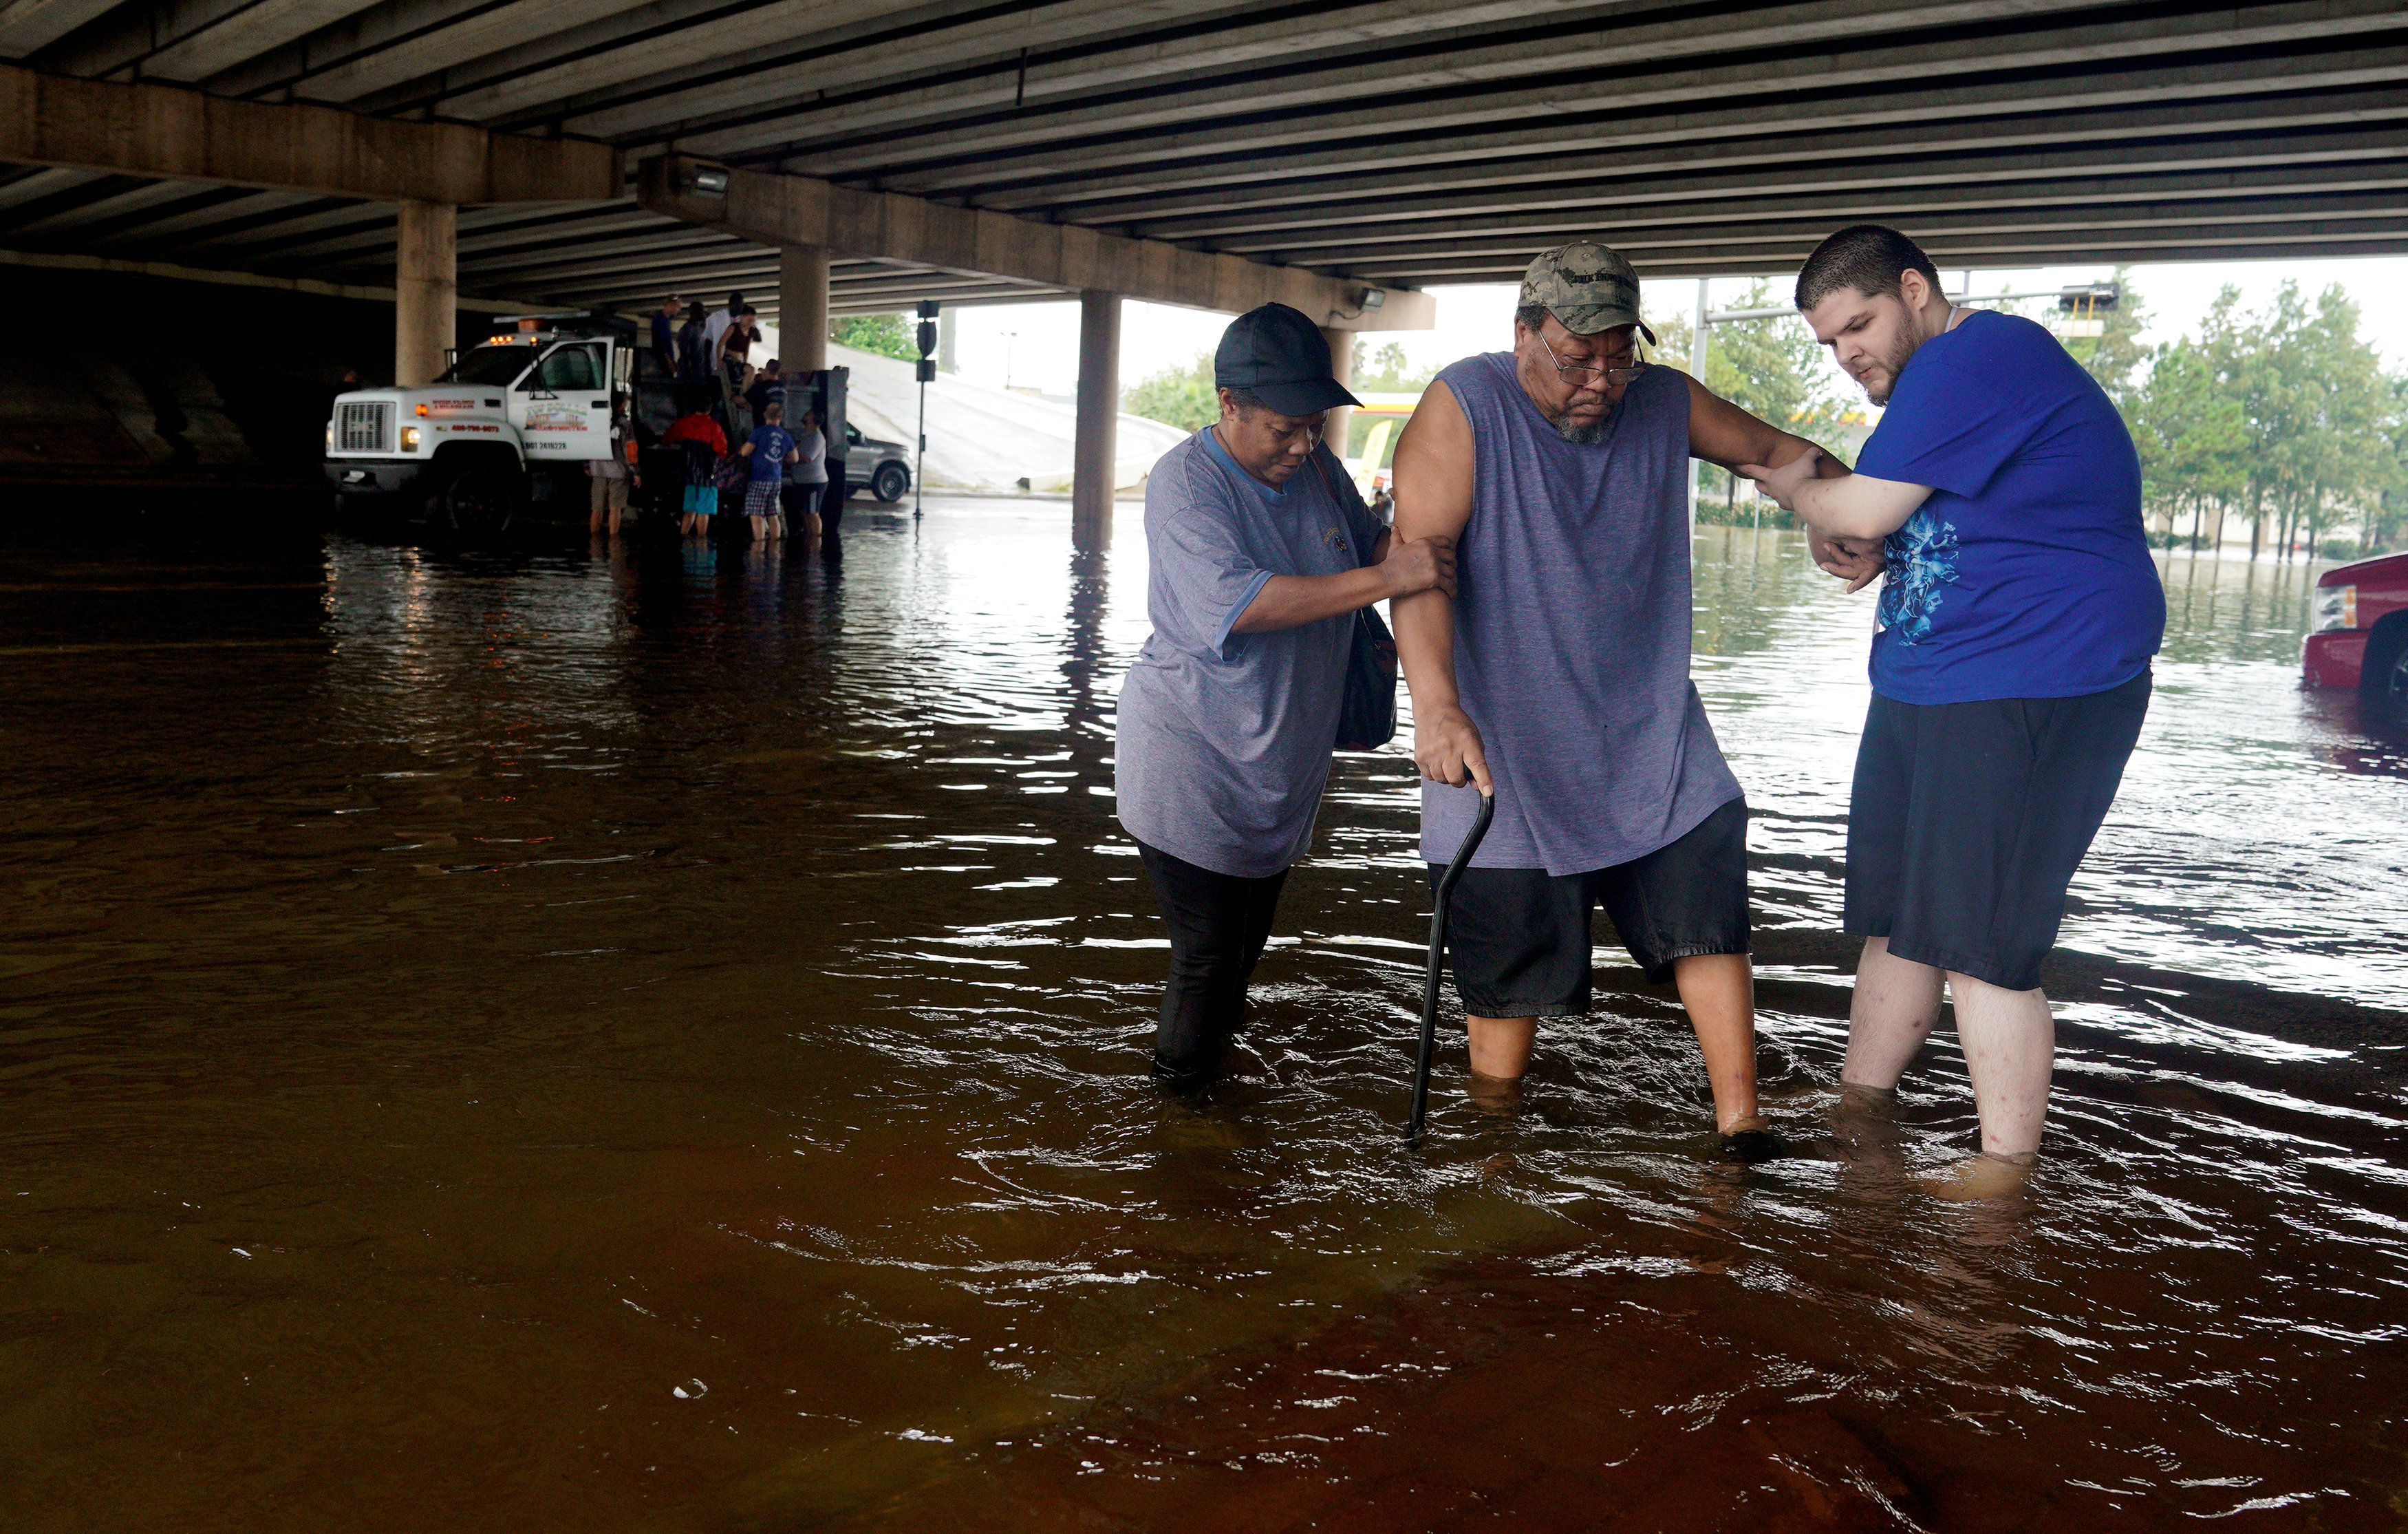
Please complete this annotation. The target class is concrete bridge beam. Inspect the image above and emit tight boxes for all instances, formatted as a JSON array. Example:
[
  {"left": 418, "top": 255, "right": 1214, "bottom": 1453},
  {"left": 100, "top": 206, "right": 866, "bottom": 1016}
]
[
  {"left": 636, "top": 156, "right": 1432, "bottom": 336},
  {"left": 0, "top": 61, "right": 621, "bottom": 204},
  {"left": 780, "top": 244, "right": 830, "bottom": 373},
  {"left": 1073, "top": 290, "right": 1119, "bottom": 551},
  {"left": 394, "top": 199, "right": 456, "bottom": 387}
]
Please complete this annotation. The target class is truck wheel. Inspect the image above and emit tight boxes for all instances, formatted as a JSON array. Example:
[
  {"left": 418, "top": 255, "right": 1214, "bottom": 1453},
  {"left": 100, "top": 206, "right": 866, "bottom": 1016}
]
[
  {"left": 440, "top": 467, "right": 520, "bottom": 537},
  {"left": 872, "top": 462, "right": 909, "bottom": 503},
  {"left": 2378, "top": 640, "right": 2408, "bottom": 724}
]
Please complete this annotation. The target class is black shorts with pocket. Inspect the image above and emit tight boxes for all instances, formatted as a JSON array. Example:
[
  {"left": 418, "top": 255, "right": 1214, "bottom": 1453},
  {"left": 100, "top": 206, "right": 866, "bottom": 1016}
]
[
  {"left": 1844, "top": 669, "right": 2149, "bottom": 993},
  {"left": 1437, "top": 795, "right": 1751, "bottom": 1016}
]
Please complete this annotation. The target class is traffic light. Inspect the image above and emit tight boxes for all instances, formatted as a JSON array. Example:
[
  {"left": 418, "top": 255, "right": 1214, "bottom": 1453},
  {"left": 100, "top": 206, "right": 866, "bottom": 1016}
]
[
  {"left": 916, "top": 299, "right": 938, "bottom": 383},
  {"left": 2057, "top": 281, "right": 2118, "bottom": 338}
]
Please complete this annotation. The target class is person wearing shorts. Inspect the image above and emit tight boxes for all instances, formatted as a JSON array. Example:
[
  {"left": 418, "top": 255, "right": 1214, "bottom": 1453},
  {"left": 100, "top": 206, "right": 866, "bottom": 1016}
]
[
  {"left": 1748, "top": 224, "right": 2164, "bottom": 1180},
  {"left": 1391, "top": 242, "right": 1843, "bottom": 1153},
  {"left": 585, "top": 406, "right": 637, "bottom": 538},
  {"left": 663, "top": 407, "right": 726, "bottom": 540},
  {"left": 738, "top": 401, "right": 795, "bottom": 542}
]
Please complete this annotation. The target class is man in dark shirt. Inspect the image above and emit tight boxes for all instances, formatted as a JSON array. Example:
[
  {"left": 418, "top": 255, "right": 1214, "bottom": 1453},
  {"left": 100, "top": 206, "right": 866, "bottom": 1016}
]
[
  {"left": 651, "top": 295, "right": 682, "bottom": 379},
  {"left": 744, "top": 359, "right": 784, "bottom": 421}
]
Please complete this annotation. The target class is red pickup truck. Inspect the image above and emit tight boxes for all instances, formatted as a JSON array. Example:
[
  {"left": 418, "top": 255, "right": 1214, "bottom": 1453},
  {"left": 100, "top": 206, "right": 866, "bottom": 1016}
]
[{"left": 2305, "top": 552, "right": 2408, "bottom": 716}]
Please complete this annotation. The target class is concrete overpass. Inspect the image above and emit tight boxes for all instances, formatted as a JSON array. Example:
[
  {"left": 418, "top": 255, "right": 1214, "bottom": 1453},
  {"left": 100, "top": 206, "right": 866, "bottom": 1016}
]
[{"left": 1, "top": 0, "right": 2405, "bottom": 538}]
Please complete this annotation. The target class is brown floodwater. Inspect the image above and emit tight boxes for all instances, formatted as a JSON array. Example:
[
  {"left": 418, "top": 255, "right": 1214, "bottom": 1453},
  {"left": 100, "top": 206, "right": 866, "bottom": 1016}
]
[{"left": 2, "top": 504, "right": 2402, "bottom": 1532}]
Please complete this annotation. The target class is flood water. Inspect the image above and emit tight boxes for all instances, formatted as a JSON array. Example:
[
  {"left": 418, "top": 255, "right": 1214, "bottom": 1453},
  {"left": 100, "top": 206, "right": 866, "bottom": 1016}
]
[{"left": 3, "top": 503, "right": 2403, "bottom": 1531}]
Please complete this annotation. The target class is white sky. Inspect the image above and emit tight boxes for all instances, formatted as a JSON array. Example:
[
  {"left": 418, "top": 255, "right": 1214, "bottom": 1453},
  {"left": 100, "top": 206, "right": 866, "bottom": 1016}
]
[{"left": 937, "top": 256, "right": 2408, "bottom": 405}]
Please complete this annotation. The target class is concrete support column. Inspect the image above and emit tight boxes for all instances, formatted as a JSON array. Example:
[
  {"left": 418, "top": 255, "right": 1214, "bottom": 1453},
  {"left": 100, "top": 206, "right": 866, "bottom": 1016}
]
[
  {"left": 780, "top": 244, "right": 830, "bottom": 372},
  {"left": 1073, "top": 289, "right": 1120, "bottom": 551},
  {"left": 1320, "top": 326, "right": 1355, "bottom": 469},
  {"left": 393, "top": 198, "right": 456, "bottom": 387}
]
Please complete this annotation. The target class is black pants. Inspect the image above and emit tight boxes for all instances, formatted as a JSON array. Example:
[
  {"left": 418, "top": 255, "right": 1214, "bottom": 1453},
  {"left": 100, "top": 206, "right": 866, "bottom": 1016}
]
[{"left": 1136, "top": 841, "right": 1289, "bottom": 1082}]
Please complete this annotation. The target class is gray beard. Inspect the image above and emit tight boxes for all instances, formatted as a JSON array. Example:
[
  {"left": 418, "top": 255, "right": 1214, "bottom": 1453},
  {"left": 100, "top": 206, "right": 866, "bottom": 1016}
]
[{"left": 1553, "top": 411, "right": 1614, "bottom": 445}]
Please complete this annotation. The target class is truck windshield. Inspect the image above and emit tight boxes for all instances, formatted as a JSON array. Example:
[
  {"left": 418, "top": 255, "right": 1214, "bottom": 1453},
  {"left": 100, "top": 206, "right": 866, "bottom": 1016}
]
[{"left": 437, "top": 347, "right": 537, "bottom": 386}]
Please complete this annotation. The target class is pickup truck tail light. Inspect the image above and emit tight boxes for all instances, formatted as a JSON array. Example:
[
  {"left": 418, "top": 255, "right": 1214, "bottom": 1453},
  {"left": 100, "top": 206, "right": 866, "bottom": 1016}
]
[{"left": 2312, "top": 584, "right": 2356, "bottom": 632}]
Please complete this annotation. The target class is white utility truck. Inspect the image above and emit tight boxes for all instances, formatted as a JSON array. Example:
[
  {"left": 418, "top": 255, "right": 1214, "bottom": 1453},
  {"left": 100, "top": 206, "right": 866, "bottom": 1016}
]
[{"left": 324, "top": 313, "right": 649, "bottom": 534}]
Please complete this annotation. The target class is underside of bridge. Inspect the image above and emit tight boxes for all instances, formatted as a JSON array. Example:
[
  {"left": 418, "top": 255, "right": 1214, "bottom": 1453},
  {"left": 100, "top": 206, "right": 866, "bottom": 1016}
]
[{"left": 0, "top": 0, "right": 2400, "bottom": 317}]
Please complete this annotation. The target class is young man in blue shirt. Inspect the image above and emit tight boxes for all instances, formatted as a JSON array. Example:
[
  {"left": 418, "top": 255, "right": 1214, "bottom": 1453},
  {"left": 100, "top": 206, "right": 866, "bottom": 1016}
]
[
  {"left": 1746, "top": 225, "right": 2164, "bottom": 1192},
  {"left": 738, "top": 401, "right": 795, "bottom": 542}
]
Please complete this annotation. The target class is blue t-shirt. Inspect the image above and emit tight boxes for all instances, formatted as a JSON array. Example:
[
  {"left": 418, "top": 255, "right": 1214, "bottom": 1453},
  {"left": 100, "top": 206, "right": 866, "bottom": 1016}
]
[
  {"left": 1854, "top": 310, "right": 2164, "bottom": 704},
  {"left": 744, "top": 425, "right": 795, "bottom": 482}
]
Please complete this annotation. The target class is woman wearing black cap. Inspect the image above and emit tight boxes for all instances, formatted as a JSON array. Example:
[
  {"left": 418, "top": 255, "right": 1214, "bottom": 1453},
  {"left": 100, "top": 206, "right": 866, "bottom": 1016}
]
[{"left": 1115, "top": 303, "right": 1458, "bottom": 1085}]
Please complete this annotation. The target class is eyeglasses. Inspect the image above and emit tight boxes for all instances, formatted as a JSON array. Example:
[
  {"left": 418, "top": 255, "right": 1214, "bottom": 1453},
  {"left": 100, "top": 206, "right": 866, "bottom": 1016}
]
[{"left": 1537, "top": 330, "right": 1646, "bottom": 388}]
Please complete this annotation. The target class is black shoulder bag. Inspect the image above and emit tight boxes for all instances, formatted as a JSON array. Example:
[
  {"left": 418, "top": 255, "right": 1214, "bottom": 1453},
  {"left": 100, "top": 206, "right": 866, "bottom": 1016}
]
[{"left": 1312, "top": 448, "right": 1399, "bottom": 752}]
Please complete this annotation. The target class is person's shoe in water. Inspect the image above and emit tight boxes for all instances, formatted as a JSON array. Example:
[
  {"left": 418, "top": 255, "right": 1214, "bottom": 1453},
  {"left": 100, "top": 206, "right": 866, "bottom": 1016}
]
[
  {"left": 1717, "top": 1114, "right": 1787, "bottom": 1164},
  {"left": 1150, "top": 1049, "right": 1217, "bottom": 1094},
  {"left": 1920, "top": 1150, "right": 2037, "bottom": 1201}
]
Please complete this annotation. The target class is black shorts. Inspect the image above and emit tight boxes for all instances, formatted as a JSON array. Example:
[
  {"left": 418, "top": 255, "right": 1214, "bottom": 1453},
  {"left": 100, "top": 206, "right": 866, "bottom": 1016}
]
[
  {"left": 1437, "top": 796, "right": 1751, "bottom": 1016},
  {"left": 1845, "top": 670, "right": 2150, "bottom": 992}
]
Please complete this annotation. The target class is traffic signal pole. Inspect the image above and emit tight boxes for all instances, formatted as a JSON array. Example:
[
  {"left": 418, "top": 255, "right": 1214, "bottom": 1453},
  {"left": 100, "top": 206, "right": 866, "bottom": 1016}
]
[{"left": 914, "top": 299, "right": 938, "bottom": 520}]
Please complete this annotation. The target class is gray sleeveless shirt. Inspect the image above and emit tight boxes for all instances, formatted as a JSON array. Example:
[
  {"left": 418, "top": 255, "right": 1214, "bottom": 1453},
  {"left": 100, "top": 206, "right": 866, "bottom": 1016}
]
[{"left": 1420, "top": 353, "right": 1741, "bottom": 875}]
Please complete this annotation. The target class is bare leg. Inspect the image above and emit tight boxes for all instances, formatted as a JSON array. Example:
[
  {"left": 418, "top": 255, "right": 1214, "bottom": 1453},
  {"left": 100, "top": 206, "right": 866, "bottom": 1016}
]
[
  {"left": 1465, "top": 1016, "right": 1536, "bottom": 1080},
  {"left": 750, "top": 513, "right": 767, "bottom": 542},
  {"left": 1947, "top": 973, "right": 2053, "bottom": 1158},
  {"left": 607, "top": 505, "right": 623, "bottom": 536},
  {"left": 1841, "top": 937, "right": 1946, "bottom": 1090},
  {"left": 1674, "top": 952, "right": 1760, "bottom": 1133}
]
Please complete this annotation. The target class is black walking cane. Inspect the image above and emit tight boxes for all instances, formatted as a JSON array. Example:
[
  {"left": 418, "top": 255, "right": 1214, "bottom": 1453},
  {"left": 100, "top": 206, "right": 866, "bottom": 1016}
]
[{"left": 1408, "top": 787, "right": 1494, "bottom": 1147}]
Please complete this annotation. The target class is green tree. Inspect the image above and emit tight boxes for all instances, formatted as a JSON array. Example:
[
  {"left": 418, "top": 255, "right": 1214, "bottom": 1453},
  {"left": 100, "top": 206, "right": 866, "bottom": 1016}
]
[
  {"left": 2134, "top": 281, "right": 2402, "bottom": 559},
  {"left": 2129, "top": 328, "right": 2246, "bottom": 551},
  {"left": 1121, "top": 352, "right": 1219, "bottom": 430},
  {"left": 830, "top": 314, "right": 917, "bottom": 361},
  {"left": 1651, "top": 281, "right": 1846, "bottom": 522},
  {"left": 1351, "top": 339, "right": 1438, "bottom": 392}
]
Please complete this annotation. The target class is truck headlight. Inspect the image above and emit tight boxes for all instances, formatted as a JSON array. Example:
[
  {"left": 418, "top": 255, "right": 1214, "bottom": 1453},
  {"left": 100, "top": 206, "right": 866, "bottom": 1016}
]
[
  {"left": 325, "top": 423, "right": 334, "bottom": 449},
  {"left": 2312, "top": 584, "right": 2356, "bottom": 632},
  {"left": 400, "top": 426, "right": 422, "bottom": 451}
]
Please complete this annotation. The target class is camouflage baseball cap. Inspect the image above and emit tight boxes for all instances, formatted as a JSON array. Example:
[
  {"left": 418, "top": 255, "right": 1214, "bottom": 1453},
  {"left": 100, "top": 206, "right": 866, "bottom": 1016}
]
[{"left": 1520, "top": 241, "right": 1657, "bottom": 344}]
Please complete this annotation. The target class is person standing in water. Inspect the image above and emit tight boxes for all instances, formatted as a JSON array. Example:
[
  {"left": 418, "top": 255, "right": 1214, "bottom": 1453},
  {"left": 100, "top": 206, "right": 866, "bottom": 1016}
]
[
  {"left": 1390, "top": 242, "right": 1847, "bottom": 1154},
  {"left": 1115, "top": 303, "right": 1456, "bottom": 1086},
  {"left": 1745, "top": 224, "right": 2164, "bottom": 1191},
  {"left": 737, "top": 399, "right": 794, "bottom": 542}
]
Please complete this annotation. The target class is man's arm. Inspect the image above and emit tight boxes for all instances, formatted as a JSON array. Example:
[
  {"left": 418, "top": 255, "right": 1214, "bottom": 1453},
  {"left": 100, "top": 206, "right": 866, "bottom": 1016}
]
[
  {"left": 1687, "top": 374, "right": 1889, "bottom": 590},
  {"left": 1741, "top": 449, "right": 1931, "bottom": 542},
  {"left": 1390, "top": 381, "right": 1491, "bottom": 793},
  {"left": 1685, "top": 372, "right": 1847, "bottom": 480}
]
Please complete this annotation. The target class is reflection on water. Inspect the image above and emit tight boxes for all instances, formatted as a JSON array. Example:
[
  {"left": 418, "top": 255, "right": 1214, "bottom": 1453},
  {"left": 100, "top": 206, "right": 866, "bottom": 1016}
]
[{"left": 1, "top": 510, "right": 2402, "bottom": 1531}]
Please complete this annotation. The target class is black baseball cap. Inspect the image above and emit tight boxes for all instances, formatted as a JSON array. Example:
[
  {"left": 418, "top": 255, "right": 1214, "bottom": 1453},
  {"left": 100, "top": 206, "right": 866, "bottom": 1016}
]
[{"left": 1214, "top": 303, "right": 1362, "bottom": 416}]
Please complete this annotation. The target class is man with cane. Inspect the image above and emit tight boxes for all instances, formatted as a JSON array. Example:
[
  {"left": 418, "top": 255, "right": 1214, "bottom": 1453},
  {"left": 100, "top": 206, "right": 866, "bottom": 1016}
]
[{"left": 1391, "top": 242, "right": 1847, "bottom": 1152}]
